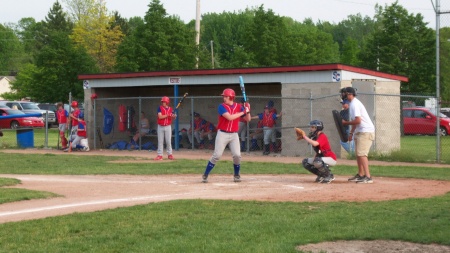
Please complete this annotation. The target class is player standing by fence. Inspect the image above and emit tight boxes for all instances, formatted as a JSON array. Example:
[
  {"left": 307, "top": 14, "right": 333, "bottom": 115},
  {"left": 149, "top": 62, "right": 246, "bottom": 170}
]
[{"left": 155, "top": 96, "right": 177, "bottom": 160}]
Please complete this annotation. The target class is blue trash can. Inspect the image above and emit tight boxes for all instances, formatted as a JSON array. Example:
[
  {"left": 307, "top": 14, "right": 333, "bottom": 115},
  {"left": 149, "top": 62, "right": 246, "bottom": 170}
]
[{"left": 16, "top": 128, "right": 34, "bottom": 148}]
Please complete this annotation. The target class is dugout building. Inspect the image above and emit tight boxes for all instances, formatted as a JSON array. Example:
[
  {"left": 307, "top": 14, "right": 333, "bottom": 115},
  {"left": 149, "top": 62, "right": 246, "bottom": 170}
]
[{"left": 78, "top": 64, "right": 408, "bottom": 157}]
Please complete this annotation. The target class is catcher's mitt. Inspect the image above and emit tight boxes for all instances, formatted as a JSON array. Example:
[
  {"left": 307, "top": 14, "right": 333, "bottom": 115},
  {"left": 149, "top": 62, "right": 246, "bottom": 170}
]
[{"left": 294, "top": 127, "right": 306, "bottom": 140}]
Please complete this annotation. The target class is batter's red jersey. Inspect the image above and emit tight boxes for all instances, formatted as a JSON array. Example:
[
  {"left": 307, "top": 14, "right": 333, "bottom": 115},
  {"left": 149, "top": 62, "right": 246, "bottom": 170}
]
[
  {"left": 157, "top": 105, "right": 173, "bottom": 126},
  {"left": 216, "top": 103, "right": 245, "bottom": 132}
]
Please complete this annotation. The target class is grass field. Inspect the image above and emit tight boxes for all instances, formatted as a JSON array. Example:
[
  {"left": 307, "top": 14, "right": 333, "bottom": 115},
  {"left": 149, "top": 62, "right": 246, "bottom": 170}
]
[
  {"left": 0, "top": 153, "right": 449, "bottom": 252},
  {"left": 1, "top": 129, "right": 449, "bottom": 163}
]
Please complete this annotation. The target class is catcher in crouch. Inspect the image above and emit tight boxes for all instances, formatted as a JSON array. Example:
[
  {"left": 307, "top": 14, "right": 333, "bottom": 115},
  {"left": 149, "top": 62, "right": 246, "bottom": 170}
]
[{"left": 295, "top": 120, "right": 337, "bottom": 183}]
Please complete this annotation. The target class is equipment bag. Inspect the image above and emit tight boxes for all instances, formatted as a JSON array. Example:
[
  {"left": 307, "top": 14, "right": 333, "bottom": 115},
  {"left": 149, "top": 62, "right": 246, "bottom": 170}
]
[
  {"left": 103, "top": 108, "right": 114, "bottom": 135},
  {"left": 118, "top": 104, "right": 127, "bottom": 132}
]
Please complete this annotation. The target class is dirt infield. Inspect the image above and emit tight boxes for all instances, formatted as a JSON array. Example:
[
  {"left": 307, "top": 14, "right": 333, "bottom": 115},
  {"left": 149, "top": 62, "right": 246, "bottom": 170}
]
[{"left": 1, "top": 149, "right": 450, "bottom": 252}]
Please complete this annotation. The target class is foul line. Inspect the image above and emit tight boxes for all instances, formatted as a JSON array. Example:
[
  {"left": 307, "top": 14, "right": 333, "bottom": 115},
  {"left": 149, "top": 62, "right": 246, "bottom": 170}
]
[{"left": 0, "top": 192, "right": 192, "bottom": 217}]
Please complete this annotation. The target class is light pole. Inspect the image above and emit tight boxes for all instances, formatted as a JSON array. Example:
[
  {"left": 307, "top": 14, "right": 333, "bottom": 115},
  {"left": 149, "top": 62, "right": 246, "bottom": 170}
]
[
  {"left": 210, "top": 40, "right": 214, "bottom": 69},
  {"left": 195, "top": 0, "right": 201, "bottom": 68}
]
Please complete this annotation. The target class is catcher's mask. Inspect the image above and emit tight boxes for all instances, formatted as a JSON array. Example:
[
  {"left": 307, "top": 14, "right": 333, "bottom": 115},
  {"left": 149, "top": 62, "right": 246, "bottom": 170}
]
[{"left": 309, "top": 120, "right": 323, "bottom": 139}]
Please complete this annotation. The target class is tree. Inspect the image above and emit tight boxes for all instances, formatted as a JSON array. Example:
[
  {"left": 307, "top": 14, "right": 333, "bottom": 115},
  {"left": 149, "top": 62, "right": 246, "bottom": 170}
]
[
  {"left": 440, "top": 27, "right": 450, "bottom": 102},
  {"left": 115, "top": 0, "right": 197, "bottom": 72},
  {"left": 0, "top": 24, "right": 24, "bottom": 76},
  {"left": 69, "top": 0, "right": 124, "bottom": 72},
  {"left": 6, "top": 1, "right": 98, "bottom": 102},
  {"left": 360, "top": 2, "right": 435, "bottom": 94},
  {"left": 319, "top": 14, "right": 375, "bottom": 65}
]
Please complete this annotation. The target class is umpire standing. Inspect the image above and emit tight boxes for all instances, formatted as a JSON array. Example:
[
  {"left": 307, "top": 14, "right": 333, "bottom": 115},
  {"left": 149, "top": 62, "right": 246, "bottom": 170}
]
[{"left": 342, "top": 87, "right": 375, "bottom": 184}]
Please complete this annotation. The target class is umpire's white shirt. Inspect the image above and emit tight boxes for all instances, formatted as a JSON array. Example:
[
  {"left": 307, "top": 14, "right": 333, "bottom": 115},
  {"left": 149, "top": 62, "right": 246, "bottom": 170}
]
[{"left": 349, "top": 97, "right": 375, "bottom": 133}]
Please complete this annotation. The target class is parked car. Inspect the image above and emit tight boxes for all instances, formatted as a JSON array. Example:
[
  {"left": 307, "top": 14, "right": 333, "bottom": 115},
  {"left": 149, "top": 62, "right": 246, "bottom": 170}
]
[
  {"left": 0, "top": 108, "right": 45, "bottom": 129},
  {"left": 441, "top": 108, "right": 450, "bottom": 118},
  {"left": 402, "top": 107, "right": 450, "bottom": 136},
  {"left": 0, "top": 101, "right": 56, "bottom": 127},
  {"left": 37, "top": 103, "right": 57, "bottom": 114}
]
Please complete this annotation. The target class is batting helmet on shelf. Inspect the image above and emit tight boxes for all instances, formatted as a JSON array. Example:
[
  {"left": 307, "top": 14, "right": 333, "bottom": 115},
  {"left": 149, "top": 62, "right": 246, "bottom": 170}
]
[
  {"left": 90, "top": 93, "right": 98, "bottom": 99},
  {"left": 221, "top": 88, "right": 235, "bottom": 100},
  {"left": 71, "top": 101, "right": 78, "bottom": 107},
  {"left": 161, "top": 96, "right": 170, "bottom": 103}
]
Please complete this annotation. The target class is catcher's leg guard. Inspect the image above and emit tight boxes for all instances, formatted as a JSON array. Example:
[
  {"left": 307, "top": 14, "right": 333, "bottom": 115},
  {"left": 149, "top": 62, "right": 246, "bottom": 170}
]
[
  {"left": 302, "top": 158, "right": 320, "bottom": 175},
  {"left": 60, "top": 132, "right": 68, "bottom": 148},
  {"left": 62, "top": 137, "right": 68, "bottom": 148},
  {"left": 263, "top": 144, "right": 270, "bottom": 155},
  {"left": 313, "top": 157, "right": 331, "bottom": 177}
]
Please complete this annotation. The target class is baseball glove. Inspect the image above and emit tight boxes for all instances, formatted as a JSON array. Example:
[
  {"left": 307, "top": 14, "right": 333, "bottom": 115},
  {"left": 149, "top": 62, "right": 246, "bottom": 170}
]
[{"left": 294, "top": 127, "right": 306, "bottom": 140}]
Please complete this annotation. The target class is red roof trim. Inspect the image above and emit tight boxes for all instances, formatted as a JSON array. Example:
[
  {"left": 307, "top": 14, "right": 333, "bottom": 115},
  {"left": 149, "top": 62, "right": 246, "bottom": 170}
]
[{"left": 78, "top": 64, "right": 408, "bottom": 82}]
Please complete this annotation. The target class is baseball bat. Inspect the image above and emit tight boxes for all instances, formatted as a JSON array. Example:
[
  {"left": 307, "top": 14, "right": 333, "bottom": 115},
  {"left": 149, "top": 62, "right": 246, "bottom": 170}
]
[
  {"left": 239, "top": 76, "right": 247, "bottom": 102},
  {"left": 176, "top": 92, "right": 189, "bottom": 109}
]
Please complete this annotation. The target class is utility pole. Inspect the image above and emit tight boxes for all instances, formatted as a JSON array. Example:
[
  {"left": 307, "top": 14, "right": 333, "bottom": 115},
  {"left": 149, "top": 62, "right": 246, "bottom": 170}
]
[
  {"left": 210, "top": 40, "right": 214, "bottom": 69},
  {"left": 195, "top": 0, "right": 201, "bottom": 68}
]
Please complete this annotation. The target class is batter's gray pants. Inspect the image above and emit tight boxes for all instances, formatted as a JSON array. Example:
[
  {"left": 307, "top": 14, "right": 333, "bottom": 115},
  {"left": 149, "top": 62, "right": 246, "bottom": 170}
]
[
  {"left": 209, "top": 131, "right": 241, "bottom": 165},
  {"left": 157, "top": 125, "right": 172, "bottom": 156}
]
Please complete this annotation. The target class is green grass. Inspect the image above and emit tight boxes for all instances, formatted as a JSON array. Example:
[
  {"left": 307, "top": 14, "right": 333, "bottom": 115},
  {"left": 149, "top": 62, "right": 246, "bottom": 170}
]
[
  {"left": 1, "top": 130, "right": 450, "bottom": 163},
  {"left": 0, "top": 128, "right": 60, "bottom": 149},
  {"left": 0, "top": 196, "right": 449, "bottom": 252},
  {"left": 0, "top": 188, "right": 59, "bottom": 204},
  {"left": 1, "top": 153, "right": 450, "bottom": 180},
  {"left": 370, "top": 135, "right": 450, "bottom": 164},
  {"left": 0, "top": 178, "right": 59, "bottom": 204},
  {"left": 0, "top": 153, "right": 450, "bottom": 252}
]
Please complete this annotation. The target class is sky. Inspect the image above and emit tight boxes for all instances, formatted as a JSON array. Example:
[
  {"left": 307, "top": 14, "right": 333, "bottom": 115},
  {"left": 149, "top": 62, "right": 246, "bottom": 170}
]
[{"left": 0, "top": 0, "right": 445, "bottom": 28}]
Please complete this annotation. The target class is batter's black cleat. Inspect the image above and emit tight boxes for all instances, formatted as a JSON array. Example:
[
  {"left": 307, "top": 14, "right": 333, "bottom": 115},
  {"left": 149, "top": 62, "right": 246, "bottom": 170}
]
[
  {"left": 348, "top": 174, "right": 363, "bottom": 182},
  {"left": 234, "top": 174, "right": 241, "bottom": 183},
  {"left": 356, "top": 176, "right": 373, "bottom": 184},
  {"left": 202, "top": 174, "right": 208, "bottom": 183}
]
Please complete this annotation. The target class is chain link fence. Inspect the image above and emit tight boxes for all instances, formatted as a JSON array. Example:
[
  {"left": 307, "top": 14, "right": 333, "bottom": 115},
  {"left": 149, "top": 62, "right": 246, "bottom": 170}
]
[{"left": 1, "top": 93, "right": 449, "bottom": 163}]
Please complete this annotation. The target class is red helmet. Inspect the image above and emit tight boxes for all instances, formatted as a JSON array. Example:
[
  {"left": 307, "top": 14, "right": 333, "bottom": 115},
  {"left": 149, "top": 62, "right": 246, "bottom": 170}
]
[
  {"left": 71, "top": 101, "right": 78, "bottom": 107},
  {"left": 221, "top": 88, "right": 235, "bottom": 100},
  {"left": 90, "top": 93, "right": 98, "bottom": 99},
  {"left": 161, "top": 96, "right": 170, "bottom": 103}
]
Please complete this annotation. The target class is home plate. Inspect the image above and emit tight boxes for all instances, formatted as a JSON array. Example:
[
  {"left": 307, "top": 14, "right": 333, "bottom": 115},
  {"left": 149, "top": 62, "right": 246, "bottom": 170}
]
[{"left": 283, "top": 185, "right": 305, "bottom": 189}]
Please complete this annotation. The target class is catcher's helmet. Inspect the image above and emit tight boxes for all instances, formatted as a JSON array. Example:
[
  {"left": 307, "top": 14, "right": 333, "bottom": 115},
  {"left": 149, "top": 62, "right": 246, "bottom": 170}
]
[
  {"left": 161, "top": 96, "right": 170, "bottom": 103},
  {"left": 71, "top": 101, "right": 78, "bottom": 107},
  {"left": 221, "top": 88, "right": 235, "bottom": 100},
  {"left": 309, "top": 120, "right": 324, "bottom": 131}
]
